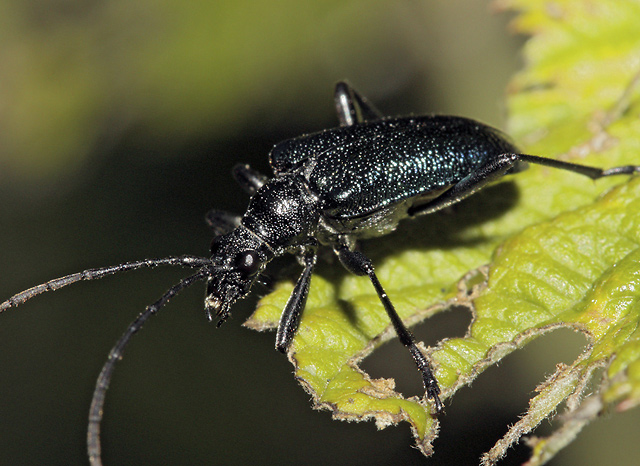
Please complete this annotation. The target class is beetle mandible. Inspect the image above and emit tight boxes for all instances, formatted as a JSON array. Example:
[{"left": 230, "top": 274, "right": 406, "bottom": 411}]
[{"left": 2, "top": 81, "right": 639, "bottom": 465}]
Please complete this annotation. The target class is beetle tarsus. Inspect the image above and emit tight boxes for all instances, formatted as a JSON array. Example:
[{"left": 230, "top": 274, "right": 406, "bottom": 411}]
[{"left": 410, "top": 345, "right": 444, "bottom": 414}]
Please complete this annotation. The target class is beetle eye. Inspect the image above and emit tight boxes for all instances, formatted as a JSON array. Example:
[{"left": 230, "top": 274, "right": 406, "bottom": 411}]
[{"left": 235, "top": 250, "right": 261, "bottom": 276}]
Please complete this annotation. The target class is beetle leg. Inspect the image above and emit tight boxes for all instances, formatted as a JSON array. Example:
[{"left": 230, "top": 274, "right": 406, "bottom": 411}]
[
  {"left": 205, "top": 209, "right": 242, "bottom": 237},
  {"left": 408, "top": 153, "right": 518, "bottom": 217},
  {"left": 512, "top": 153, "right": 640, "bottom": 179},
  {"left": 335, "top": 244, "right": 444, "bottom": 414},
  {"left": 408, "top": 152, "right": 640, "bottom": 218},
  {"left": 334, "top": 81, "right": 383, "bottom": 126},
  {"left": 275, "top": 250, "right": 317, "bottom": 353},
  {"left": 232, "top": 163, "right": 269, "bottom": 195}
]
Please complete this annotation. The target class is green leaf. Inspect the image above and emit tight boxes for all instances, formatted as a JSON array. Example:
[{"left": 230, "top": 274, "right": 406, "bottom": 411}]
[
  {"left": 247, "top": 0, "right": 640, "bottom": 462},
  {"left": 473, "top": 179, "right": 640, "bottom": 465}
]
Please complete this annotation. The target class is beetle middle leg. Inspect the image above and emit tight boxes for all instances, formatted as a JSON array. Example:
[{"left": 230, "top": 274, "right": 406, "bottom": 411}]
[
  {"left": 205, "top": 164, "right": 269, "bottom": 236},
  {"left": 205, "top": 164, "right": 271, "bottom": 236},
  {"left": 334, "top": 81, "right": 383, "bottom": 126},
  {"left": 335, "top": 244, "right": 444, "bottom": 413}
]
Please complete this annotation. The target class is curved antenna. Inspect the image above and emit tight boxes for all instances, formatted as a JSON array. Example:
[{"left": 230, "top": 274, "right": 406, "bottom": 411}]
[
  {"left": 87, "top": 269, "right": 210, "bottom": 466},
  {"left": 0, "top": 256, "right": 212, "bottom": 312}
]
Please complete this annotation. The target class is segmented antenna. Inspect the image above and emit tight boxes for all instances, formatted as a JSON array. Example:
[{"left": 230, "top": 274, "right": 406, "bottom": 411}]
[
  {"left": 1, "top": 255, "right": 222, "bottom": 465},
  {"left": 87, "top": 270, "right": 210, "bottom": 466},
  {"left": 0, "top": 256, "right": 211, "bottom": 311}
]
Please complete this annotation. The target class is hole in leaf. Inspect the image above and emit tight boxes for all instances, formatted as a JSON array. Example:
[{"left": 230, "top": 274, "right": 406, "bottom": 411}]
[
  {"left": 360, "top": 305, "right": 471, "bottom": 397},
  {"left": 434, "top": 327, "right": 588, "bottom": 463}
]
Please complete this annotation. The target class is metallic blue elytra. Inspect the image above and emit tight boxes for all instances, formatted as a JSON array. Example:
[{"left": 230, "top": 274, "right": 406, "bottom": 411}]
[
  {"left": 3, "top": 81, "right": 638, "bottom": 466},
  {"left": 270, "top": 115, "right": 520, "bottom": 221}
]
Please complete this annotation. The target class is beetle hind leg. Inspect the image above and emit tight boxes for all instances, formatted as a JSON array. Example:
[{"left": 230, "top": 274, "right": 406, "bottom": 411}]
[
  {"left": 408, "top": 152, "right": 640, "bottom": 218},
  {"left": 515, "top": 153, "right": 640, "bottom": 179}
]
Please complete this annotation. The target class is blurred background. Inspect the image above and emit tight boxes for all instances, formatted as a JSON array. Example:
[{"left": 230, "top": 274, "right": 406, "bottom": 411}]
[{"left": 0, "top": 0, "right": 638, "bottom": 465}]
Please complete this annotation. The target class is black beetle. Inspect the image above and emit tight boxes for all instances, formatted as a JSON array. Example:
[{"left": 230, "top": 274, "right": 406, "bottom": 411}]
[{"left": 2, "top": 81, "right": 638, "bottom": 465}]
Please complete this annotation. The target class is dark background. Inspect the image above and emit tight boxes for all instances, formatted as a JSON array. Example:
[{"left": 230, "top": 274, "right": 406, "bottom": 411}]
[{"left": 1, "top": 1, "right": 638, "bottom": 465}]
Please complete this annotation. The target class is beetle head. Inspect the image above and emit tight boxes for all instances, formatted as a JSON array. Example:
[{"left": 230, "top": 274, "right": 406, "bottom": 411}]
[
  {"left": 205, "top": 227, "right": 272, "bottom": 325},
  {"left": 205, "top": 175, "right": 318, "bottom": 325}
]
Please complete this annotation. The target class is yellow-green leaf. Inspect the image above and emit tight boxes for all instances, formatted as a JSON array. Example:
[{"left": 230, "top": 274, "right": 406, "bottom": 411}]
[{"left": 247, "top": 0, "right": 640, "bottom": 461}]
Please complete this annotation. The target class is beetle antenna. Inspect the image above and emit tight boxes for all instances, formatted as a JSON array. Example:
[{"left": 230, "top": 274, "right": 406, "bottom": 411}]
[
  {"left": 87, "top": 268, "right": 210, "bottom": 466},
  {"left": 0, "top": 255, "right": 213, "bottom": 312}
]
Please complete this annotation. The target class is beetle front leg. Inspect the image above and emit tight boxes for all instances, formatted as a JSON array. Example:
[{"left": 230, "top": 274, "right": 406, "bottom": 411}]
[
  {"left": 335, "top": 244, "right": 444, "bottom": 414},
  {"left": 275, "top": 250, "right": 317, "bottom": 353},
  {"left": 334, "top": 81, "right": 383, "bottom": 126},
  {"left": 205, "top": 209, "right": 242, "bottom": 237},
  {"left": 232, "top": 163, "right": 269, "bottom": 195}
]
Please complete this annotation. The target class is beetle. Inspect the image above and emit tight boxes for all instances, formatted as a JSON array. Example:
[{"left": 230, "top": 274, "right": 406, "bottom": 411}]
[{"left": 2, "top": 81, "right": 638, "bottom": 465}]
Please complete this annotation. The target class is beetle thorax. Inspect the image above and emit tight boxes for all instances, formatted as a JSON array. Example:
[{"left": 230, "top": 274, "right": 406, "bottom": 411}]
[{"left": 241, "top": 174, "right": 320, "bottom": 253}]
